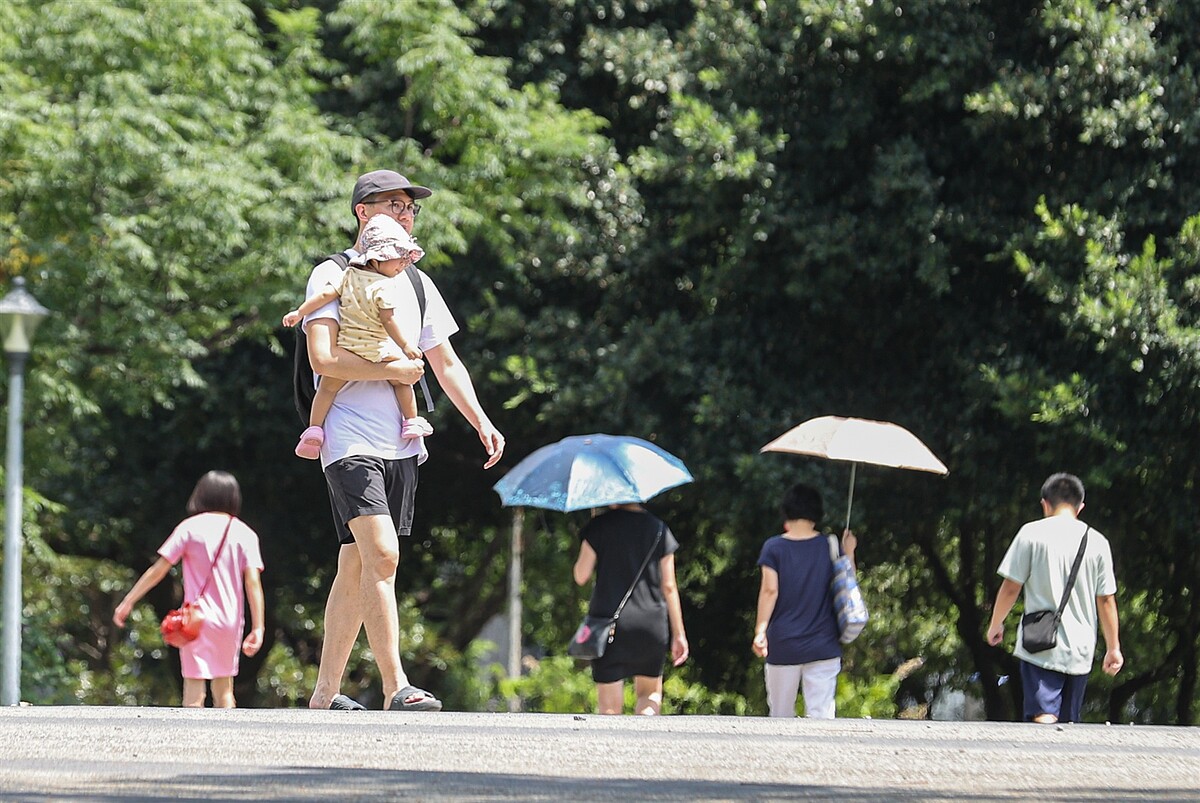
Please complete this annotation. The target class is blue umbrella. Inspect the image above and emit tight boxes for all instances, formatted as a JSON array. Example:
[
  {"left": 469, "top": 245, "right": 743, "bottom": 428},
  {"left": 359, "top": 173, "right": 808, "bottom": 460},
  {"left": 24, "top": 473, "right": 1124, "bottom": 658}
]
[
  {"left": 493, "top": 434, "right": 692, "bottom": 692},
  {"left": 492, "top": 433, "right": 694, "bottom": 512}
]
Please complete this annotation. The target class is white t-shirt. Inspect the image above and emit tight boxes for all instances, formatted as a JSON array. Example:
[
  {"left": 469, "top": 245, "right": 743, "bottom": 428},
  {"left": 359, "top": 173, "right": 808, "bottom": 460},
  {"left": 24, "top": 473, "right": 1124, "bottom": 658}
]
[
  {"left": 997, "top": 515, "right": 1117, "bottom": 675},
  {"left": 302, "top": 250, "right": 459, "bottom": 468}
]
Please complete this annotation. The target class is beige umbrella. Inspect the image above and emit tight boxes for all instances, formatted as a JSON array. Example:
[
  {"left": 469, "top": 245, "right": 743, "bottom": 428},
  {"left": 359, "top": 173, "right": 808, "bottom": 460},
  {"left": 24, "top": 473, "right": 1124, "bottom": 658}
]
[{"left": 760, "top": 415, "right": 948, "bottom": 529}]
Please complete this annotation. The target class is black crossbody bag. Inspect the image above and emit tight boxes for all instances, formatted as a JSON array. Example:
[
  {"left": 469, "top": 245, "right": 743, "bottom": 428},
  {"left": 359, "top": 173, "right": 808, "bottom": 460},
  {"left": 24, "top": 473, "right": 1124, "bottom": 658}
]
[
  {"left": 1021, "top": 527, "right": 1090, "bottom": 653},
  {"left": 567, "top": 523, "right": 665, "bottom": 661}
]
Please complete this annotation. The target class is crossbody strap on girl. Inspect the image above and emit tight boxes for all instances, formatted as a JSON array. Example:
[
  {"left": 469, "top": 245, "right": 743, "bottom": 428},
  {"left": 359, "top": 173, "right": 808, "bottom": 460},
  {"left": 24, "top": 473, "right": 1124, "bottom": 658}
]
[
  {"left": 610, "top": 522, "right": 666, "bottom": 624},
  {"left": 191, "top": 515, "right": 234, "bottom": 604}
]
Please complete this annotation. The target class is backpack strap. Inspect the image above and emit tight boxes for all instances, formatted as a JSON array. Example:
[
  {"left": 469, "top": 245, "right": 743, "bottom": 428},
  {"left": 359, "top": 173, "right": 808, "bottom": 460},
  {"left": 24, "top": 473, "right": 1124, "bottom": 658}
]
[
  {"left": 404, "top": 265, "right": 435, "bottom": 413},
  {"left": 404, "top": 264, "right": 426, "bottom": 313}
]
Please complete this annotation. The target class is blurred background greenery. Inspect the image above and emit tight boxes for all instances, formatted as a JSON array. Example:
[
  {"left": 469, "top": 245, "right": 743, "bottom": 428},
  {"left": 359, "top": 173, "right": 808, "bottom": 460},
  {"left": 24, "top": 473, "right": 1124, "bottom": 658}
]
[{"left": 1, "top": 0, "right": 1197, "bottom": 723}]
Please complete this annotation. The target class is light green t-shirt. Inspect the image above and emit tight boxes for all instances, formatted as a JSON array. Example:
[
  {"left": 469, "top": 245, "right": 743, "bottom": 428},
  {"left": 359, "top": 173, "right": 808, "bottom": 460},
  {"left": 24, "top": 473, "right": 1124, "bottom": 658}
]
[{"left": 997, "top": 515, "right": 1116, "bottom": 675}]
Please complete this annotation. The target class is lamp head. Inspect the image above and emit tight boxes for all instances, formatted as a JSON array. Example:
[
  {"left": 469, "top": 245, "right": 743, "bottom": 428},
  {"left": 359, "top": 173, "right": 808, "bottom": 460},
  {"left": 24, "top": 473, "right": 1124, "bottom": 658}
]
[{"left": 0, "top": 277, "right": 49, "bottom": 356}]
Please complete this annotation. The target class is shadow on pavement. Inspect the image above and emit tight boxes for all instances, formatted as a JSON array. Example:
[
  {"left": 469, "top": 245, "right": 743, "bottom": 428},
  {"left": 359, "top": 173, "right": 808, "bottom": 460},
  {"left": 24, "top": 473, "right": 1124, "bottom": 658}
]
[{"left": 1, "top": 767, "right": 1195, "bottom": 802}]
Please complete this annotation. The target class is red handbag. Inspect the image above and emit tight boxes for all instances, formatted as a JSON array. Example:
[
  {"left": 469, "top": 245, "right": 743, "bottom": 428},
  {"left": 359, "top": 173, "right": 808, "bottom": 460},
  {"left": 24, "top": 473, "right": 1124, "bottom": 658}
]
[
  {"left": 160, "top": 516, "right": 232, "bottom": 649},
  {"left": 160, "top": 602, "right": 206, "bottom": 648}
]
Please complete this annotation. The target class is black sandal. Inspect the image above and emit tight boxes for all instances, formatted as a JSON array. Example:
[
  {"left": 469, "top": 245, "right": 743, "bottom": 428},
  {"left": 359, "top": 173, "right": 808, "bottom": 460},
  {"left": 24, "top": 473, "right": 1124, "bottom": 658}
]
[
  {"left": 388, "top": 685, "right": 442, "bottom": 712},
  {"left": 329, "top": 694, "right": 366, "bottom": 711}
]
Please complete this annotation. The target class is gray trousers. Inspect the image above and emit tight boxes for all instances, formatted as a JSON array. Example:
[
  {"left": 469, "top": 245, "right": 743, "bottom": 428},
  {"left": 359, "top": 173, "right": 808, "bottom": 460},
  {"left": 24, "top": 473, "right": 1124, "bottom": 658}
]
[{"left": 764, "top": 657, "right": 841, "bottom": 718}]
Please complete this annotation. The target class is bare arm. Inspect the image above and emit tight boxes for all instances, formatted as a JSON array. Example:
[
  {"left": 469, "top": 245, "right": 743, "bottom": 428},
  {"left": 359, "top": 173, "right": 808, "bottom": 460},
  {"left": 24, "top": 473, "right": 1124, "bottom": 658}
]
[
  {"left": 306, "top": 318, "right": 425, "bottom": 384},
  {"left": 1097, "top": 594, "right": 1123, "bottom": 675},
  {"left": 282, "top": 286, "right": 340, "bottom": 327},
  {"left": 113, "top": 557, "right": 173, "bottom": 627},
  {"left": 424, "top": 339, "right": 505, "bottom": 468},
  {"left": 660, "top": 554, "right": 689, "bottom": 666},
  {"left": 842, "top": 528, "right": 858, "bottom": 572},
  {"left": 753, "top": 566, "right": 779, "bottom": 658},
  {"left": 240, "top": 567, "right": 265, "bottom": 657},
  {"left": 573, "top": 540, "right": 596, "bottom": 586},
  {"left": 379, "top": 308, "right": 421, "bottom": 360},
  {"left": 986, "top": 578, "right": 1023, "bottom": 646}
]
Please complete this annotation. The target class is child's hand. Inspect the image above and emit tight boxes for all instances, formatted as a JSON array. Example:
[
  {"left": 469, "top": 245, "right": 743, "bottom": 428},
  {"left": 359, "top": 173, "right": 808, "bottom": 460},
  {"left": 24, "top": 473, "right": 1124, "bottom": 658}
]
[
  {"left": 282, "top": 310, "right": 302, "bottom": 328},
  {"left": 402, "top": 344, "right": 423, "bottom": 361},
  {"left": 242, "top": 628, "right": 264, "bottom": 657},
  {"left": 112, "top": 600, "right": 132, "bottom": 628}
]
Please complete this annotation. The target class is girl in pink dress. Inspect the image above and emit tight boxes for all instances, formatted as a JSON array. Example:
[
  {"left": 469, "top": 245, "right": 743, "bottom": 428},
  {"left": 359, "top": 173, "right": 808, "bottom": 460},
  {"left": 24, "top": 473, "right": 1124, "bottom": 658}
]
[{"left": 113, "top": 471, "right": 265, "bottom": 707}]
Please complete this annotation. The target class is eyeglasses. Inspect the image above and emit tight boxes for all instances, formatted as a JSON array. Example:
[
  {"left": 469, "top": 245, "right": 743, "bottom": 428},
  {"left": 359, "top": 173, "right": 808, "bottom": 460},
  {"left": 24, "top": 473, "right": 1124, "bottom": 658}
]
[{"left": 364, "top": 198, "right": 421, "bottom": 217}]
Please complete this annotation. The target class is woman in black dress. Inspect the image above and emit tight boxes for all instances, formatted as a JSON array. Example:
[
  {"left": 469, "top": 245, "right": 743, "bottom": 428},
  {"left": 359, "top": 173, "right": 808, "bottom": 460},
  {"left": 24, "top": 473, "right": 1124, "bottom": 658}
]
[{"left": 572, "top": 503, "right": 689, "bottom": 714}]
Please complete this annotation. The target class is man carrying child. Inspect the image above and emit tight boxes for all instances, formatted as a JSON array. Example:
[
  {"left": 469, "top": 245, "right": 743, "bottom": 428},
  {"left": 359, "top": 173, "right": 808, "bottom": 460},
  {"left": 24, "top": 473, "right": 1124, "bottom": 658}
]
[{"left": 301, "top": 169, "right": 504, "bottom": 711}]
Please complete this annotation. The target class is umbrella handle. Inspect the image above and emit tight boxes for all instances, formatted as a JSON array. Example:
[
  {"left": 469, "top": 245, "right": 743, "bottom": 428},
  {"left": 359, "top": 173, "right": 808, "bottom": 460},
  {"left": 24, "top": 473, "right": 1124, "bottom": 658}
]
[{"left": 845, "top": 463, "right": 857, "bottom": 533}]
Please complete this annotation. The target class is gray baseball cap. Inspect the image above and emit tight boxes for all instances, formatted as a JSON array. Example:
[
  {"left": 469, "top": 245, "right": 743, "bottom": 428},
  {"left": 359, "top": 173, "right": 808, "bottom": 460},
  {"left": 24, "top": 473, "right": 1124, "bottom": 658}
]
[{"left": 350, "top": 170, "right": 433, "bottom": 217}]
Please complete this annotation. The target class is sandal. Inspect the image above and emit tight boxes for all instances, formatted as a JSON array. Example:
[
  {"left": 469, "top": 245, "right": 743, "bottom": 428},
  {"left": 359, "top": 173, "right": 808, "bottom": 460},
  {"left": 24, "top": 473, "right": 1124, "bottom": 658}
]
[
  {"left": 294, "top": 425, "right": 325, "bottom": 459},
  {"left": 388, "top": 685, "right": 442, "bottom": 712},
  {"left": 328, "top": 694, "right": 366, "bottom": 711}
]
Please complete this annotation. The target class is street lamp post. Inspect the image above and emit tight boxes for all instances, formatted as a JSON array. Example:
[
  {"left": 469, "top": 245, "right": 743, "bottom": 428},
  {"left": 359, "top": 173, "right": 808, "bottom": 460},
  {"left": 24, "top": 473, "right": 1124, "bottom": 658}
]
[{"left": 0, "top": 277, "right": 48, "bottom": 706}]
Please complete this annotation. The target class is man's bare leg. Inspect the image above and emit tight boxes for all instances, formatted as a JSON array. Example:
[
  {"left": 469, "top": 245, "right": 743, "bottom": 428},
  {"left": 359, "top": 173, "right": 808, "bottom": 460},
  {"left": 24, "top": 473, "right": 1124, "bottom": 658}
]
[
  {"left": 309, "top": 544, "right": 366, "bottom": 709},
  {"left": 348, "top": 514, "right": 410, "bottom": 706}
]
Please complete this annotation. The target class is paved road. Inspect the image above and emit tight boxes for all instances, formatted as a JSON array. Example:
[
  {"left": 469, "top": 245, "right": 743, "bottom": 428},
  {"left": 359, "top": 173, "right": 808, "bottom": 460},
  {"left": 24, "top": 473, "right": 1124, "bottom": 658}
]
[{"left": 0, "top": 706, "right": 1196, "bottom": 801}]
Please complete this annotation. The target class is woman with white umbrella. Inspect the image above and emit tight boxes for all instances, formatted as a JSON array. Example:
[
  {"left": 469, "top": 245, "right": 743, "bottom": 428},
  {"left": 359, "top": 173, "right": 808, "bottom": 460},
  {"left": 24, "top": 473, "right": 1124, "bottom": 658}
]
[
  {"left": 752, "top": 483, "right": 857, "bottom": 718},
  {"left": 573, "top": 503, "right": 690, "bottom": 715}
]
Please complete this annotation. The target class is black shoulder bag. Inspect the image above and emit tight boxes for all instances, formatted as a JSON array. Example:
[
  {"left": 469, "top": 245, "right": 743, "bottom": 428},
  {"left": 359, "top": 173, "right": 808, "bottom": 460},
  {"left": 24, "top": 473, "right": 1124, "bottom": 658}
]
[
  {"left": 1021, "top": 527, "right": 1090, "bottom": 653},
  {"left": 567, "top": 523, "right": 665, "bottom": 661}
]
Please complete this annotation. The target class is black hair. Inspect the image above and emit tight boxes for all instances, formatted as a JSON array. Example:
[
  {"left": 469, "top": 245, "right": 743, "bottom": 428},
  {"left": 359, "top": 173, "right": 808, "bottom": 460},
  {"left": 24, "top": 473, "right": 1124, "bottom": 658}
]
[
  {"left": 1040, "top": 472, "right": 1085, "bottom": 509},
  {"left": 186, "top": 470, "right": 242, "bottom": 516},
  {"left": 781, "top": 482, "right": 823, "bottom": 524}
]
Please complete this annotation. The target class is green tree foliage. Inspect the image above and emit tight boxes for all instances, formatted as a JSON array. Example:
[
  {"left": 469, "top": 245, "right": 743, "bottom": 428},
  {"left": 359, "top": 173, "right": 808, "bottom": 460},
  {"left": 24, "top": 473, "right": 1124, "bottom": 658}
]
[
  {"left": 0, "top": 0, "right": 628, "bottom": 707},
  {"left": 2, "top": 0, "right": 1197, "bottom": 723},
  {"left": 0, "top": 0, "right": 358, "bottom": 704},
  {"left": 475, "top": 0, "right": 1200, "bottom": 722}
]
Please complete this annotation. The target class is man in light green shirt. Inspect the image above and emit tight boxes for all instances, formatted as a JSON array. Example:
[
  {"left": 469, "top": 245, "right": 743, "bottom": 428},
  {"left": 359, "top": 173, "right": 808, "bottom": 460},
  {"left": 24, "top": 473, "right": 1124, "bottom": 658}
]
[{"left": 987, "top": 473, "right": 1123, "bottom": 723}]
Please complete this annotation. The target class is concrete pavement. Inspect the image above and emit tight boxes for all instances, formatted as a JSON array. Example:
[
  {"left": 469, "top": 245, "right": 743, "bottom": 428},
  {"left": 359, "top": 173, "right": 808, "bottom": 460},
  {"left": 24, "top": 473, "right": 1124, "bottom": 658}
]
[{"left": 0, "top": 706, "right": 1196, "bottom": 801}]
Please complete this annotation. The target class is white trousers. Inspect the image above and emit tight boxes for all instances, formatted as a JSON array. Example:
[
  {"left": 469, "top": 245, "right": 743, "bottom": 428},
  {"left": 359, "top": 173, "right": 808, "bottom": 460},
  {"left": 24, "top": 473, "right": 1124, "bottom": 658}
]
[{"left": 765, "top": 657, "right": 841, "bottom": 719}]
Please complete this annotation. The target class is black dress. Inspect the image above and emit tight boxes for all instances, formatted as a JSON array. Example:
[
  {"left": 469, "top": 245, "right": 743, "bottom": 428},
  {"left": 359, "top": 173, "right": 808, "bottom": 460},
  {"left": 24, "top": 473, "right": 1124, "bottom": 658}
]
[{"left": 581, "top": 509, "right": 680, "bottom": 683}]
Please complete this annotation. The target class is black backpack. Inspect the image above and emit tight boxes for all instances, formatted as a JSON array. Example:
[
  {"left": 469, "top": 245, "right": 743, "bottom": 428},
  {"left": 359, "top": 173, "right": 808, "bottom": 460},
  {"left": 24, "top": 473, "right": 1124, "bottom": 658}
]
[{"left": 292, "top": 252, "right": 434, "bottom": 424}]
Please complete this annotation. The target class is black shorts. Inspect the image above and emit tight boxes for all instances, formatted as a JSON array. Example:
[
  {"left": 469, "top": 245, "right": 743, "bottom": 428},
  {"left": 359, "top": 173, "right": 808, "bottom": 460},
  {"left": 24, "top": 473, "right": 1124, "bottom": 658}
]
[{"left": 324, "top": 455, "right": 418, "bottom": 545}]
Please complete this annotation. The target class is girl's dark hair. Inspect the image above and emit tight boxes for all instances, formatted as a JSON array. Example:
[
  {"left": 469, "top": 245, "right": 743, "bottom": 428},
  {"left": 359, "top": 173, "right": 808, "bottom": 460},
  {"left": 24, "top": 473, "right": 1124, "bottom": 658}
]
[
  {"left": 781, "top": 482, "right": 823, "bottom": 524},
  {"left": 186, "top": 470, "right": 241, "bottom": 516}
]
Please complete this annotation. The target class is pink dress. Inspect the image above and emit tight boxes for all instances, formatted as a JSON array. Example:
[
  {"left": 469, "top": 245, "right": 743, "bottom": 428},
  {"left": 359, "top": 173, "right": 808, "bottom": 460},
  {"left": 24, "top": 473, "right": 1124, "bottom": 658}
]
[{"left": 158, "top": 512, "right": 264, "bottom": 680}]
